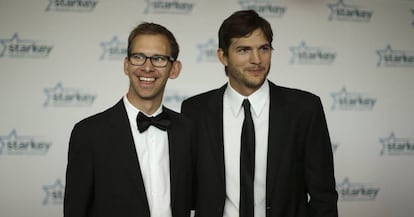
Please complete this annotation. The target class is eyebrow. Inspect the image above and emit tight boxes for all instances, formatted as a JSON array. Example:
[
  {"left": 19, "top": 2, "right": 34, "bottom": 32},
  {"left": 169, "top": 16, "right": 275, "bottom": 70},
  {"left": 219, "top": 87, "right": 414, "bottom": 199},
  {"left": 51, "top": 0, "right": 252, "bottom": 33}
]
[
  {"left": 236, "top": 46, "right": 252, "bottom": 50},
  {"left": 235, "top": 43, "right": 270, "bottom": 50},
  {"left": 130, "top": 52, "right": 170, "bottom": 57}
]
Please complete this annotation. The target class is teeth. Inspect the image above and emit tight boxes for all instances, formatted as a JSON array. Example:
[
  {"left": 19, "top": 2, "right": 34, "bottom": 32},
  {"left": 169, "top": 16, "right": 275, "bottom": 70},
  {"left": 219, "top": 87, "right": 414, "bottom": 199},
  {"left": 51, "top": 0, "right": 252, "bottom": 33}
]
[{"left": 140, "top": 77, "right": 155, "bottom": 82}]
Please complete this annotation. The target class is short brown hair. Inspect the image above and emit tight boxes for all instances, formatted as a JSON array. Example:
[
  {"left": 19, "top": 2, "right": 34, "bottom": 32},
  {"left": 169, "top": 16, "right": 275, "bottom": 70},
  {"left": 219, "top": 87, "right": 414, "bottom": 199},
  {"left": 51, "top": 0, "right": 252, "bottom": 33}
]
[
  {"left": 127, "top": 22, "right": 179, "bottom": 60},
  {"left": 218, "top": 10, "right": 273, "bottom": 56}
]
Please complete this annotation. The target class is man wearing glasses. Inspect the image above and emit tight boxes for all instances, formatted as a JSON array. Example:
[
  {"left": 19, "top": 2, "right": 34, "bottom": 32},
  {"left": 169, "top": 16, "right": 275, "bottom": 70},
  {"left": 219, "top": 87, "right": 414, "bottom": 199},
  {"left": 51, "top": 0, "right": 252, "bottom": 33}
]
[{"left": 64, "top": 22, "right": 194, "bottom": 217}]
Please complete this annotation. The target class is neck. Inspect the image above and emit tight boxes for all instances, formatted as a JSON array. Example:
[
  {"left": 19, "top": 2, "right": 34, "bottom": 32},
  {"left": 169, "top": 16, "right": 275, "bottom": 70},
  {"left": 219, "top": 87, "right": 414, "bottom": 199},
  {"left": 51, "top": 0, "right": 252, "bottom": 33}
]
[
  {"left": 126, "top": 92, "right": 162, "bottom": 115},
  {"left": 228, "top": 80, "right": 258, "bottom": 97}
]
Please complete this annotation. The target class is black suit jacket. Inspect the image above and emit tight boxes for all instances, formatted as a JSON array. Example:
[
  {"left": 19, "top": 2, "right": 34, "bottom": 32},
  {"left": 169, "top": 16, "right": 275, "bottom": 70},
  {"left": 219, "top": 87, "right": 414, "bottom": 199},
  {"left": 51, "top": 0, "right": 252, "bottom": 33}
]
[
  {"left": 181, "top": 81, "right": 338, "bottom": 217},
  {"left": 64, "top": 99, "right": 194, "bottom": 217}
]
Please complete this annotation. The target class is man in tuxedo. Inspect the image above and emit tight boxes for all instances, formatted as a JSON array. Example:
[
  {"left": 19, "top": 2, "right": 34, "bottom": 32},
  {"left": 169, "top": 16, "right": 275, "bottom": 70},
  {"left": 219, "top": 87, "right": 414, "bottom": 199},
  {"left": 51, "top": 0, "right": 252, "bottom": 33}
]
[
  {"left": 181, "top": 10, "right": 338, "bottom": 217},
  {"left": 64, "top": 22, "right": 193, "bottom": 217}
]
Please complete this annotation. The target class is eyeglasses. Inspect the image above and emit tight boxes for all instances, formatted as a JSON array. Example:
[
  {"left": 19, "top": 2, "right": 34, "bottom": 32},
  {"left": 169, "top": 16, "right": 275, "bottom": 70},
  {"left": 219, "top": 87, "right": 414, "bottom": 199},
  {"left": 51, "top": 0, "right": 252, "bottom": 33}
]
[{"left": 128, "top": 53, "right": 175, "bottom": 68}]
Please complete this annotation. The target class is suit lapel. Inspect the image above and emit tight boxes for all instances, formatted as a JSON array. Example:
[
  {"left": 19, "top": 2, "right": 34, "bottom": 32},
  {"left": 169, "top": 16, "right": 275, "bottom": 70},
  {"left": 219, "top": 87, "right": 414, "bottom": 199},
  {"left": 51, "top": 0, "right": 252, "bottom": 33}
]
[
  {"left": 107, "top": 100, "right": 149, "bottom": 206},
  {"left": 164, "top": 107, "right": 180, "bottom": 208},
  {"left": 266, "top": 82, "right": 288, "bottom": 204},
  {"left": 205, "top": 85, "right": 227, "bottom": 181},
  {"left": 200, "top": 82, "right": 287, "bottom": 205}
]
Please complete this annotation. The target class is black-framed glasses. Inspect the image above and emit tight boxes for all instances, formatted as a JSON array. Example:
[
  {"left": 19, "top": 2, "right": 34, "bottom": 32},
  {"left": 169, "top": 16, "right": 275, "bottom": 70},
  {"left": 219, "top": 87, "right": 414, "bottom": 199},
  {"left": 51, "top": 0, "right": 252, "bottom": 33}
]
[{"left": 128, "top": 53, "right": 175, "bottom": 68}]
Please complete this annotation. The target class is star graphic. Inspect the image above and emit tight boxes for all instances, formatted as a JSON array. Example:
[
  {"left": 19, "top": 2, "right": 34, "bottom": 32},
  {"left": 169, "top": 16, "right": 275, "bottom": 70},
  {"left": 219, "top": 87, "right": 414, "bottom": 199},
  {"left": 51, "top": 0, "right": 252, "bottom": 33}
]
[
  {"left": 0, "top": 129, "right": 42, "bottom": 154},
  {"left": 376, "top": 44, "right": 407, "bottom": 66},
  {"left": 379, "top": 132, "right": 412, "bottom": 155},
  {"left": 99, "top": 36, "right": 126, "bottom": 60},
  {"left": 144, "top": 0, "right": 153, "bottom": 13},
  {"left": 336, "top": 177, "right": 351, "bottom": 188},
  {"left": 43, "top": 179, "right": 65, "bottom": 205},
  {"left": 328, "top": 0, "right": 347, "bottom": 10},
  {"left": 0, "top": 129, "right": 18, "bottom": 142},
  {"left": 380, "top": 132, "right": 398, "bottom": 145},
  {"left": 43, "top": 82, "right": 96, "bottom": 107},
  {"left": 331, "top": 87, "right": 349, "bottom": 98},
  {"left": 336, "top": 177, "right": 365, "bottom": 189},
  {"left": 327, "top": 0, "right": 357, "bottom": 20},
  {"left": 45, "top": 0, "right": 97, "bottom": 12},
  {"left": 0, "top": 130, "right": 19, "bottom": 154},
  {"left": 289, "top": 41, "right": 322, "bottom": 64},
  {"left": 290, "top": 41, "right": 308, "bottom": 53},
  {"left": 330, "top": 87, "right": 349, "bottom": 109},
  {"left": 411, "top": 9, "right": 414, "bottom": 26},
  {"left": 197, "top": 38, "right": 217, "bottom": 62},
  {"left": 44, "top": 82, "right": 63, "bottom": 106},
  {"left": 43, "top": 82, "right": 66, "bottom": 106},
  {"left": 239, "top": 0, "right": 287, "bottom": 17},
  {"left": 331, "top": 142, "right": 339, "bottom": 153},
  {"left": 45, "top": 0, "right": 55, "bottom": 11},
  {"left": 238, "top": 0, "right": 280, "bottom": 6},
  {"left": 331, "top": 87, "right": 369, "bottom": 110},
  {"left": 143, "top": 0, "right": 193, "bottom": 14},
  {"left": 0, "top": 130, "right": 35, "bottom": 155},
  {"left": 0, "top": 33, "right": 34, "bottom": 57}
]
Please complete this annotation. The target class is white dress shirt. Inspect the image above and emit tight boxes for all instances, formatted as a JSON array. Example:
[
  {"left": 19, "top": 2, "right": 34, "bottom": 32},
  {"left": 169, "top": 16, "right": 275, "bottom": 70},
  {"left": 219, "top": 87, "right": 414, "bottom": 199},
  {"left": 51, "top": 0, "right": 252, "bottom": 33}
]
[
  {"left": 223, "top": 81, "right": 270, "bottom": 217},
  {"left": 123, "top": 96, "right": 172, "bottom": 217},
  {"left": 222, "top": 81, "right": 270, "bottom": 217}
]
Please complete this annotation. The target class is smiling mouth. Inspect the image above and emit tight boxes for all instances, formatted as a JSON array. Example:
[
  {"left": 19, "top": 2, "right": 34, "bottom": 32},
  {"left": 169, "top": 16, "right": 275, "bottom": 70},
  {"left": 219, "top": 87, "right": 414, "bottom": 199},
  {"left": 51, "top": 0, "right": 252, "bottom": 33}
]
[{"left": 139, "top": 77, "right": 156, "bottom": 82}]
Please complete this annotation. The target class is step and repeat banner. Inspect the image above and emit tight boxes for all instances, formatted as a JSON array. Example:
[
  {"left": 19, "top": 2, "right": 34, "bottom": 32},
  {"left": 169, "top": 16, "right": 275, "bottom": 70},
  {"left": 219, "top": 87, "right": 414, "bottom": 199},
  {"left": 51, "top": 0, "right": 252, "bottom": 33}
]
[{"left": 1, "top": 0, "right": 413, "bottom": 217}]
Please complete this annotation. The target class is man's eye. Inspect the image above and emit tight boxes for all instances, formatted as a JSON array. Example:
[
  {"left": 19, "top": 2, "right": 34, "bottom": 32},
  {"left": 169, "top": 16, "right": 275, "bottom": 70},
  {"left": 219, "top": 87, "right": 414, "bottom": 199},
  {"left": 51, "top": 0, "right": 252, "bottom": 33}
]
[
  {"left": 152, "top": 56, "right": 166, "bottom": 62},
  {"left": 133, "top": 54, "right": 145, "bottom": 60},
  {"left": 261, "top": 46, "right": 270, "bottom": 51},
  {"left": 237, "top": 48, "right": 249, "bottom": 54}
]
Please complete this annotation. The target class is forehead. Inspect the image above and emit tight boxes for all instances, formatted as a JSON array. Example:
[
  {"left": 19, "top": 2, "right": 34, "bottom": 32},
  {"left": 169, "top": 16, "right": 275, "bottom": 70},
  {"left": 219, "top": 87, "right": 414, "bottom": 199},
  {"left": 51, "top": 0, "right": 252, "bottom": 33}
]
[
  {"left": 229, "top": 29, "right": 269, "bottom": 48},
  {"left": 130, "top": 34, "right": 170, "bottom": 54}
]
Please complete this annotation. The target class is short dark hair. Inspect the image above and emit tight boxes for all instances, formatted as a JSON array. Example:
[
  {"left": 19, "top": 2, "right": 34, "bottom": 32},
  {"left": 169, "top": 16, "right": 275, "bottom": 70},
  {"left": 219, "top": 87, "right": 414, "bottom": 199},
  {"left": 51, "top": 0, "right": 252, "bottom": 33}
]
[
  {"left": 218, "top": 10, "right": 273, "bottom": 56},
  {"left": 127, "top": 22, "right": 179, "bottom": 60}
]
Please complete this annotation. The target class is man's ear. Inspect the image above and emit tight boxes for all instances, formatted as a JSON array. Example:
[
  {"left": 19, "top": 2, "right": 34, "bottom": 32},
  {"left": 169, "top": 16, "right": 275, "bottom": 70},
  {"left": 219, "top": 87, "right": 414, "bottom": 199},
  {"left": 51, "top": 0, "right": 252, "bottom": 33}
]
[
  {"left": 123, "top": 57, "right": 129, "bottom": 75},
  {"left": 217, "top": 48, "right": 228, "bottom": 66},
  {"left": 169, "top": 60, "right": 182, "bottom": 79}
]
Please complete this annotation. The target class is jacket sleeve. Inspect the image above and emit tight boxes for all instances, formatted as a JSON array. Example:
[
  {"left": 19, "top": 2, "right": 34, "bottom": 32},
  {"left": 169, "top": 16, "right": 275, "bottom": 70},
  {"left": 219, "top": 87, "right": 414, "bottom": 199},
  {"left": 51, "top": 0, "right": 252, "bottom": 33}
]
[
  {"left": 305, "top": 97, "right": 338, "bottom": 217},
  {"left": 64, "top": 122, "right": 94, "bottom": 217}
]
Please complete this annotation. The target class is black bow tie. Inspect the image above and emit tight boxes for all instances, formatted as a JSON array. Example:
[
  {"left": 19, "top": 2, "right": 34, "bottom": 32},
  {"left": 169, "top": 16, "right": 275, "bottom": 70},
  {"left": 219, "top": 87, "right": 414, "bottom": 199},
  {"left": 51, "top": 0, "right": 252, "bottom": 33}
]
[{"left": 137, "top": 111, "right": 171, "bottom": 133}]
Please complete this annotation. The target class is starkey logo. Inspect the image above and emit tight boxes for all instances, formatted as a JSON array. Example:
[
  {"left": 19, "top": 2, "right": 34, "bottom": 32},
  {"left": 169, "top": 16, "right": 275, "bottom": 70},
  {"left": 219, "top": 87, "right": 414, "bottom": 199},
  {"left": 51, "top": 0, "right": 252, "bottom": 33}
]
[
  {"left": 411, "top": 9, "right": 414, "bottom": 26},
  {"left": 46, "top": 0, "right": 98, "bottom": 12},
  {"left": 43, "top": 179, "right": 65, "bottom": 205},
  {"left": 44, "top": 82, "right": 97, "bottom": 107},
  {"left": 331, "top": 87, "right": 377, "bottom": 111},
  {"left": 144, "top": 0, "right": 194, "bottom": 14},
  {"left": 332, "top": 141, "right": 339, "bottom": 154},
  {"left": 327, "top": 0, "right": 373, "bottom": 22},
  {"left": 100, "top": 36, "right": 127, "bottom": 60},
  {"left": 380, "top": 132, "right": 414, "bottom": 156},
  {"left": 289, "top": 41, "right": 336, "bottom": 65},
  {"left": 163, "top": 89, "right": 189, "bottom": 112},
  {"left": 197, "top": 38, "right": 218, "bottom": 62},
  {"left": 336, "top": 177, "right": 380, "bottom": 201},
  {"left": 239, "top": 0, "right": 287, "bottom": 17},
  {"left": 376, "top": 44, "right": 414, "bottom": 67},
  {"left": 0, "top": 33, "right": 53, "bottom": 58},
  {"left": 0, "top": 130, "right": 51, "bottom": 155}
]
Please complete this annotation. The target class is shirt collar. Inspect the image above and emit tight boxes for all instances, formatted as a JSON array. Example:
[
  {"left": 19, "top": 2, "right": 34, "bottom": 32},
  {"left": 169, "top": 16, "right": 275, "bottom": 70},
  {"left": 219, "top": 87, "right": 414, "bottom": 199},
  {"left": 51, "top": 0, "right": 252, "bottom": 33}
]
[{"left": 225, "top": 80, "right": 269, "bottom": 117}]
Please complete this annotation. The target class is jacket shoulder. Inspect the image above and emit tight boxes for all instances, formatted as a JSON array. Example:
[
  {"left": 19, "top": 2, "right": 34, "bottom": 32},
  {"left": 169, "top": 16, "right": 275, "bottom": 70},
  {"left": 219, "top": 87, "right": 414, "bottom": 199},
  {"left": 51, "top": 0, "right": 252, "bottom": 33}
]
[
  {"left": 164, "top": 106, "right": 192, "bottom": 126},
  {"left": 272, "top": 83, "right": 321, "bottom": 103},
  {"left": 74, "top": 100, "right": 124, "bottom": 129},
  {"left": 180, "top": 88, "right": 223, "bottom": 124},
  {"left": 183, "top": 88, "right": 221, "bottom": 104}
]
